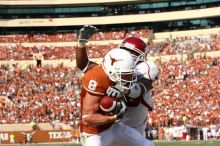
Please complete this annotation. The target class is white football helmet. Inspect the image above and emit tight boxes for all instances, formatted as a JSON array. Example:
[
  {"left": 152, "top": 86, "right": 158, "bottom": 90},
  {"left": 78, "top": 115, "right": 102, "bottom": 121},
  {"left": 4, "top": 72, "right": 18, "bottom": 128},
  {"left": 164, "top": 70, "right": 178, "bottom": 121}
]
[{"left": 102, "top": 48, "right": 137, "bottom": 89}]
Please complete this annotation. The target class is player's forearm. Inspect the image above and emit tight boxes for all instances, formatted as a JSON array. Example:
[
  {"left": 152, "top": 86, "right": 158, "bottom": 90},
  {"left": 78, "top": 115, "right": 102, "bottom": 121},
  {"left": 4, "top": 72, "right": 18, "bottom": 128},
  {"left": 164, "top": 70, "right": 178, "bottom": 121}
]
[
  {"left": 76, "top": 46, "right": 89, "bottom": 71},
  {"left": 82, "top": 113, "right": 117, "bottom": 127},
  {"left": 76, "top": 25, "right": 97, "bottom": 71}
]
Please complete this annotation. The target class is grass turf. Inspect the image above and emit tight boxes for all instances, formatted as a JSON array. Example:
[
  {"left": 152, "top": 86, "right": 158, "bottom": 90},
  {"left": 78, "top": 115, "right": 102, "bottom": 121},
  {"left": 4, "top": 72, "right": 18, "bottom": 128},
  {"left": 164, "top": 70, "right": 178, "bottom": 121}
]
[{"left": 155, "top": 141, "right": 220, "bottom": 146}]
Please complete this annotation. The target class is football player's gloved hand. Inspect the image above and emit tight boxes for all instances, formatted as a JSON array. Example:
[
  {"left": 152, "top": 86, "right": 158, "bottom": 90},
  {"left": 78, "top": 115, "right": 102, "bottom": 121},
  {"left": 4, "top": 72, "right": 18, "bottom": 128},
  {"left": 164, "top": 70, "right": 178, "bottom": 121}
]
[
  {"left": 78, "top": 25, "right": 98, "bottom": 47},
  {"left": 106, "top": 84, "right": 124, "bottom": 99},
  {"left": 115, "top": 101, "right": 127, "bottom": 119}
]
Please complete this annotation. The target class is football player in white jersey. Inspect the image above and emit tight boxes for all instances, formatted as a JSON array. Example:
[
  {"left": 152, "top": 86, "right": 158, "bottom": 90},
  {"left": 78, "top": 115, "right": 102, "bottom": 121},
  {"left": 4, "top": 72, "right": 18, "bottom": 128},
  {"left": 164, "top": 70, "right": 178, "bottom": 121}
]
[
  {"left": 120, "top": 60, "right": 159, "bottom": 136},
  {"left": 76, "top": 25, "right": 159, "bottom": 146},
  {"left": 113, "top": 37, "right": 160, "bottom": 136},
  {"left": 102, "top": 31, "right": 160, "bottom": 138}
]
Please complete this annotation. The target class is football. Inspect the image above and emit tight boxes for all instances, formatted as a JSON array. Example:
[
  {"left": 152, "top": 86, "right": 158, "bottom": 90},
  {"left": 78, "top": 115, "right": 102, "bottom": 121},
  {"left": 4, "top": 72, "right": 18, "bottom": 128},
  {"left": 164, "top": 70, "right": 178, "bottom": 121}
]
[{"left": 100, "top": 95, "right": 118, "bottom": 115}]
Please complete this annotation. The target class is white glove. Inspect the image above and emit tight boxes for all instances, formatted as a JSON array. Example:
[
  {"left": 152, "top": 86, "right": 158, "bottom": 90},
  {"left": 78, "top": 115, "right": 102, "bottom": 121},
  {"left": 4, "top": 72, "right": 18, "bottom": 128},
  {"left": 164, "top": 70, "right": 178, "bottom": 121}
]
[
  {"left": 115, "top": 101, "right": 127, "bottom": 119},
  {"left": 106, "top": 84, "right": 124, "bottom": 99},
  {"left": 78, "top": 25, "right": 98, "bottom": 45}
]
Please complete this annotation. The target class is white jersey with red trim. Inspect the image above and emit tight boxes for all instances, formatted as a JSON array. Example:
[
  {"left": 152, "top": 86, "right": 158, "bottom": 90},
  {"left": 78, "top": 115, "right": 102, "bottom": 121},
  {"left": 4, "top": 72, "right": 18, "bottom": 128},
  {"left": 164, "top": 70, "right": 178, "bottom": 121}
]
[
  {"left": 121, "top": 89, "right": 153, "bottom": 136},
  {"left": 120, "top": 61, "right": 155, "bottom": 136}
]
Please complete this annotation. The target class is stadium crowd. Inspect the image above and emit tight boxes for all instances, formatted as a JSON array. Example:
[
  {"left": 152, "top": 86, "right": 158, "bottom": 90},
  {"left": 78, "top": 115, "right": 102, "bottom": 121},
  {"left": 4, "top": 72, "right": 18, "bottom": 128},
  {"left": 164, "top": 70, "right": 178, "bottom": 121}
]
[
  {"left": 0, "top": 31, "right": 220, "bottom": 141},
  {"left": 0, "top": 27, "right": 151, "bottom": 43},
  {"left": 0, "top": 55, "right": 219, "bottom": 139},
  {"left": 148, "top": 56, "right": 220, "bottom": 139},
  {"left": 154, "top": 56, "right": 219, "bottom": 126},
  {"left": 0, "top": 32, "right": 220, "bottom": 60},
  {"left": 0, "top": 63, "right": 81, "bottom": 125}
]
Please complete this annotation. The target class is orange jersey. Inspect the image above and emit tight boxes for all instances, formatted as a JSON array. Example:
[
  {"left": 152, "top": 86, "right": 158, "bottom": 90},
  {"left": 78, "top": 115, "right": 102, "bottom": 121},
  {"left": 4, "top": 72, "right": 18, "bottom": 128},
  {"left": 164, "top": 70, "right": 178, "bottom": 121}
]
[
  {"left": 82, "top": 64, "right": 113, "bottom": 95},
  {"left": 80, "top": 64, "right": 115, "bottom": 134}
]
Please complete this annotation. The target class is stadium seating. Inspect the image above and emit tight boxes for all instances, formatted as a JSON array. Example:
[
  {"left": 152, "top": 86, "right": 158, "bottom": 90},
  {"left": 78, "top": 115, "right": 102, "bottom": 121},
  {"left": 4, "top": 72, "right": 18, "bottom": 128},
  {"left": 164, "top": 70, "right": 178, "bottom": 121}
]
[{"left": 1, "top": 0, "right": 220, "bottom": 143}]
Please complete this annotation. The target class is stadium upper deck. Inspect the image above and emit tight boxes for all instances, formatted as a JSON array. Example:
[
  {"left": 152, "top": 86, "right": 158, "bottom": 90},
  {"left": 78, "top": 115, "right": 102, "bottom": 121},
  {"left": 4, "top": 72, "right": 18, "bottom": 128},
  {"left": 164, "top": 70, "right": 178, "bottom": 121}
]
[
  {"left": 1, "top": 0, "right": 148, "bottom": 6},
  {"left": 0, "top": 0, "right": 220, "bottom": 34},
  {"left": 1, "top": 0, "right": 219, "bottom": 18},
  {"left": 0, "top": 0, "right": 219, "bottom": 34}
]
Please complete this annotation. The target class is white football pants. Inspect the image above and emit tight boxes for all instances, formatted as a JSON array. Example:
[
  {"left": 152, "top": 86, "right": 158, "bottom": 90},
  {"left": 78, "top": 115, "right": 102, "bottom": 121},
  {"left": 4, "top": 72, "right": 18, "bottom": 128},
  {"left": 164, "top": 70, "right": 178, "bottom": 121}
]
[{"left": 81, "top": 123, "right": 154, "bottom": 146}]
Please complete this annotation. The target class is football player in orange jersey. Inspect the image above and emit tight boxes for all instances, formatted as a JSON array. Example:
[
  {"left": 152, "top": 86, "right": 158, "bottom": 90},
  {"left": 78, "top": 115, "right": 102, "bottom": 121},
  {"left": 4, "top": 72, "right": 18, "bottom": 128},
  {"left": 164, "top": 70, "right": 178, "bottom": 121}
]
[
  {"left": 80, "top": 49, "right": 136, "bottom": 132},
  {"left": 76, "top": 26, "right": 156, "bottom": 146},
  {"left": 76, "top": 25, "right": 159, "bottom": 146},
  {"left": 80, "top": 48, "right": 154, "bottom": 146}
]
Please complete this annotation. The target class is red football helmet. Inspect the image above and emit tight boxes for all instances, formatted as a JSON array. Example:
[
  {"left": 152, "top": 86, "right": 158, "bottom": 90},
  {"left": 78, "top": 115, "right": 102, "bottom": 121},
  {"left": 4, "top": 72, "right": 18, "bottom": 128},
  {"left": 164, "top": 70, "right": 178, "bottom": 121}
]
[{"left": 119, "top": 37, "right": 147, "bottom": 62}]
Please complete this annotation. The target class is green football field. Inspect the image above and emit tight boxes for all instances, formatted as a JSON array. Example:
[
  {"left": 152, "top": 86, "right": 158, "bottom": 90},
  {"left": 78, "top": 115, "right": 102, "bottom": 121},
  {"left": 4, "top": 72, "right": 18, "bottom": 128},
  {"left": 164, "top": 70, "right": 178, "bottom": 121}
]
[
  {"left": 155, "top": 141, "right": 220, "bottom": 146},
  {"left": 4, "top": 141, "right": 220, "bottom": 146}
]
